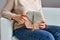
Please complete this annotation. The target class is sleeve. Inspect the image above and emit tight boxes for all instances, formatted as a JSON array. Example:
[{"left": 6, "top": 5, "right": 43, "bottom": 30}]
[{"left": 2, "top": 0, "right": 14, "bottom": 20}]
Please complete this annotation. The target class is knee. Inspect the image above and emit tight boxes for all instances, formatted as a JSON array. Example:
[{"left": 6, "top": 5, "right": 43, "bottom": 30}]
[
  {"left": 34, "top": 29, "right": 55, "bottom": 40},
  {"left": 45, "top": 31, "right": 55, "bottom": 40}
]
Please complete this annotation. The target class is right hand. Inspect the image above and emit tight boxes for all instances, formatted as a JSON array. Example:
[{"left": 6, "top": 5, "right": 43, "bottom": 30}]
[
  {"left": 12, "top": 14, "right": 26, "bottom": 24},
  {"left": 11, "top": 13, "right": 34, "bottom": 29}
]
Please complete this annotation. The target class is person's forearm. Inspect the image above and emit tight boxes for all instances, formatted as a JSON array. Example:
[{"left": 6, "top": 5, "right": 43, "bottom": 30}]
[
  {"left": 2, "top": 0, "right": 14, "bottom": 20},
  {"left": 2, "top": 11, "right": 12, "bottom": 20}
]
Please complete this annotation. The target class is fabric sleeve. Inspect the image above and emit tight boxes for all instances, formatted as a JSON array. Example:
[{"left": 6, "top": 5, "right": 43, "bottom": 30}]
[{"left": 2, "top": 0, "right": 14, "bottom": 20}]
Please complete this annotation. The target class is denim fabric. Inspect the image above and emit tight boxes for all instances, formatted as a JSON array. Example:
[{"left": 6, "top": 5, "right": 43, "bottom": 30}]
[
  {"left": 13, "top": 25, "right": 60, "bottom": 40},
  {"left": 43, "top": 25, "right": 60, "bottom": 40}
]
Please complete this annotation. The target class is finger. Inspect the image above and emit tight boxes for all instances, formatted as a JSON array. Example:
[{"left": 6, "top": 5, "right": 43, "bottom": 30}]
[
  {"left": 21, "top": 13, "right": 27, "bottom": 17},
  {"left": 22, "top": 13, "right": 27, "bottom": 15},
  {"left": 19, "top": 15, "right": 27, "bottom": 20},
  {"left": 21, "top": 19, "right": 25, "bottom": 23},
  {"left": 22, "top": 16, "right": 28, "bottom": 21},
  {"left": 18, "top": 16, "right": 23, "bottom": 20},
  {"left": 39, "top": 23, "right": 46, "bottom": 29},
  {"left": 18, "top": 20, "right": 25, "bottom": 24},
  {"left": 13, "top": 16, "right": 21, "bottom": 21}
]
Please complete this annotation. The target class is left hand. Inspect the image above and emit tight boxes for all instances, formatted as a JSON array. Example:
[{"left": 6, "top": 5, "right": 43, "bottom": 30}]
[
  {"left": 22, "top": 15, "right": 46, "bottom": 29},
  {"left": 35, "top": 17, "right": 46, "bottom": 29}
]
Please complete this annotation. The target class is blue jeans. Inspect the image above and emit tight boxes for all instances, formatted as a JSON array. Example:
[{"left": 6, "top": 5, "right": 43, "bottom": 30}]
[
  {"left": 13, "top": 25, "right": 60, "bottom": 40},
  {"left": 43, "top": 25, "right": 60, "bottom": 40}
]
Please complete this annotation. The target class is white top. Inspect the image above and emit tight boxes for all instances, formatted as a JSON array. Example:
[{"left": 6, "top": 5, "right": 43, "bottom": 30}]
[
  {"left": 15, "top": 0, "right": 43, "bottom": 14},
  {"left": 14, "top": 0, "right": 44, "bottom": 29},
  {"left": 20, "top": 0, "right": 40, "bottom": 12}
]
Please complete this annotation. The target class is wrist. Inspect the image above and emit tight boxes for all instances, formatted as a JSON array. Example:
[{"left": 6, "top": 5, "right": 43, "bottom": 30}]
[{"left": 11, "top": 13, "right": 16, "bottom": 20}]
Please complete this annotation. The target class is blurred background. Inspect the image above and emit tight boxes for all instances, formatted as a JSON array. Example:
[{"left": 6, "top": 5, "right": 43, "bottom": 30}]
[{"left": 42, "top": 0, "right": 60, "bottom": 7}]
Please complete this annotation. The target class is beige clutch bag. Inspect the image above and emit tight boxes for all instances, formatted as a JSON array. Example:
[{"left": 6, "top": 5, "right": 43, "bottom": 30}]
[{"left": 25, "top": 11, "right": 41, "bottom": 30}]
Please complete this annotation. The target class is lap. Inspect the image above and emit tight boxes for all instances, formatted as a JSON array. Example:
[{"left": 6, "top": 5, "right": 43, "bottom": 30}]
[{"left": 13, "top": 26, "right": 54, "bottom": 40}]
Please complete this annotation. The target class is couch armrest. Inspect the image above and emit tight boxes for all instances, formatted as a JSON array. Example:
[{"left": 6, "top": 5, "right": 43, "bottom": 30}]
[{"left": 1, "top": 17, "right": 13, "bottom": 40}]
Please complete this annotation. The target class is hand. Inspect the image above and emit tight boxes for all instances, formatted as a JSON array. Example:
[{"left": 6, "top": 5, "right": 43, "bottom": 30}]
[
  {"left": 35, "top": 17, "right": 46, "bottom": 29},
  {"left": 22, "top": 16, "right": 32, "bottom": 29},
  {"left": 12, "top": 13, "right": 26, "bottom": 24}
]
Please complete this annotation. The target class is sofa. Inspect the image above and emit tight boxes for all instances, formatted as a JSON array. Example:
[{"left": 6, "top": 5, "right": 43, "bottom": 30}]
[{"left": 1, "top": 7, "right": 60, "bottom": 40}]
